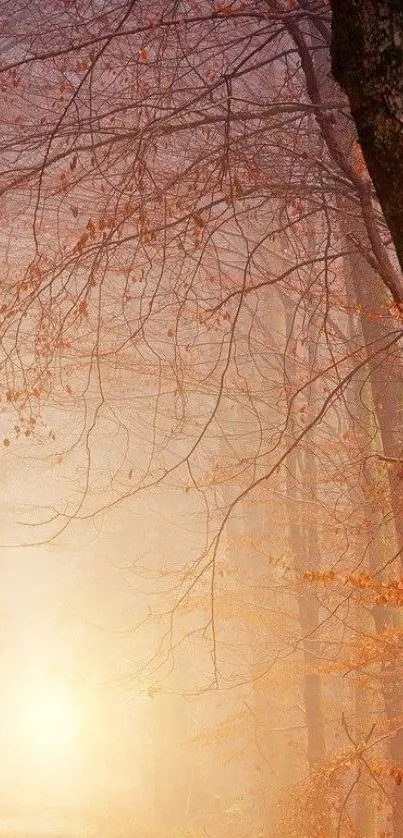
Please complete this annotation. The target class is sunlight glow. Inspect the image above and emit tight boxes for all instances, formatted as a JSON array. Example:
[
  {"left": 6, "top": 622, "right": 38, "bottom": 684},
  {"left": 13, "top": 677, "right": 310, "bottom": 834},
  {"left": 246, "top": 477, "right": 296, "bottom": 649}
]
[{"left": 19, "top": 682, "right": 79, "bottom": 754}]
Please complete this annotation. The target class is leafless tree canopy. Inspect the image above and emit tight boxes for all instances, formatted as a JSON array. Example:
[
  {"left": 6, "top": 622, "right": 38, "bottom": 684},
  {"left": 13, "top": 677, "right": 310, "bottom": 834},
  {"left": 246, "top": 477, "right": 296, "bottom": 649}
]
[{"left": 1, "top": 2, "right": 403, "bottom": 836}]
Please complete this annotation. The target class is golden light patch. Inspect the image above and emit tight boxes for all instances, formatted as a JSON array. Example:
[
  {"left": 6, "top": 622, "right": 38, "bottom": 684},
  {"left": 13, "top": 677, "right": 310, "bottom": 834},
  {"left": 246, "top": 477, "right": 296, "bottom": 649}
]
[{"left": 18, "top": 682, "right": 79, "bottom": 754}]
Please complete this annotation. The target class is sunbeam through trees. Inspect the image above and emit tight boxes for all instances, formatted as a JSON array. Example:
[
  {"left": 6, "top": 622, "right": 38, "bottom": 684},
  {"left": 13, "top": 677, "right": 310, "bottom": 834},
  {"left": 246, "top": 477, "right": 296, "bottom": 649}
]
[{"left": 0, "top": 1, "right": 402, "bottom": 837}]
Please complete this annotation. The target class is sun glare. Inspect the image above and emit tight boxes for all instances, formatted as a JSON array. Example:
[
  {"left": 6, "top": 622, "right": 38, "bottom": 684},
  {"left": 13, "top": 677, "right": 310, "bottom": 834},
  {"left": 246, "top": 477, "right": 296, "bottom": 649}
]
[{"left": 19, "top": 682, "right": 79, "bottom": 753}]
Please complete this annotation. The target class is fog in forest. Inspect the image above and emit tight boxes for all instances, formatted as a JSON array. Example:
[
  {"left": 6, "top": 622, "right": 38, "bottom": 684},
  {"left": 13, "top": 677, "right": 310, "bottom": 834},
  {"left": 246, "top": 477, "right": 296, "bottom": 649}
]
[{"left": 0, "top": 2, "right": 402, "bottom": 838}]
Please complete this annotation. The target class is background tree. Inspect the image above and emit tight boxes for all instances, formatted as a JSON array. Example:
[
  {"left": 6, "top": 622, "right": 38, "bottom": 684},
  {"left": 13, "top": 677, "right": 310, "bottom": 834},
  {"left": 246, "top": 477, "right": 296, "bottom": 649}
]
[{"left": 1, "top": 2, "right": 403, "bottom": 836}]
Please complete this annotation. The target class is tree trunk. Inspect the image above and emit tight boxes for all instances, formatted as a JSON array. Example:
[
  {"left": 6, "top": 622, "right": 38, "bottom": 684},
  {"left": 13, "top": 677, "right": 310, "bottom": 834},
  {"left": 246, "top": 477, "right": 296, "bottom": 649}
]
[
  {"left": 282, "top": 302, "right": 330, "bottom": 836},
  {"left": 224, "top": 492, "right": 294, "bottom": 829},
  {"left": 330, "top": 0, "right": 403, "bottom": 272},
  {"left": 346, "top": 233, "right": 403, "bottom": 559},
  {"left": 345, "top": 249, "right": 403, "bottom": 837},
  {"left": 153, "top": 692, "right": 191, "bottom": 830},
  {"left": 285, "top": 449, "right": 326, "bottom": 769}
]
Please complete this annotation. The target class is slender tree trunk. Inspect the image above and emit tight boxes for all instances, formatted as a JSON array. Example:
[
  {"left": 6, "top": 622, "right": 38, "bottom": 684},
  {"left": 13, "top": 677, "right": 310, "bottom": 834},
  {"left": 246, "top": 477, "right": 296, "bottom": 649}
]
[
  {"left": 345, "top": 251, "right": 403, "bottom": 836},
  {"left": 346, "top": 236, "right": 403, "bottom": 553},
  {"left": 285, "top": 449, "right": 326, "bottom": 769},
  {"left": 224, "top": 494, "right": 292, "bottom": 829},
  {"left": 282, "top": 302, "right": 330, "bottom": 836},
  {"left": 153, "top": 692, "right": 191, "bottom": 830}
]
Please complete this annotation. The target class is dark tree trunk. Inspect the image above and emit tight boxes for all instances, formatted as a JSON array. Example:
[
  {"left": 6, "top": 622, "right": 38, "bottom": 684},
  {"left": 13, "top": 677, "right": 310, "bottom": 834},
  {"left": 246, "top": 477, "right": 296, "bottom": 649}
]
[{"left": 330, "top": 0, "right": 403, "bottom": 272}]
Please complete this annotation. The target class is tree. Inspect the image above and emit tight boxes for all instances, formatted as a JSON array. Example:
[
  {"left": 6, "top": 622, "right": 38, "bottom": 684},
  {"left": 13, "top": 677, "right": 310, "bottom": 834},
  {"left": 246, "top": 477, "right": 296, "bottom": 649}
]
[
  {"left": 2, "top": 2, "right": 403, "bottom": 835},
  {"left": 330, "top": 0, "right": 403, "bottom": 271}
]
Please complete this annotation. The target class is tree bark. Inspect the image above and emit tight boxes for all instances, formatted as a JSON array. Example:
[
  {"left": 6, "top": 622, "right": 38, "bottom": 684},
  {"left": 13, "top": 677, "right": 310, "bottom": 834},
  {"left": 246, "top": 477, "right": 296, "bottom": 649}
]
[{"left": 330, "top": 0, "right": 403, "bottom": 272}]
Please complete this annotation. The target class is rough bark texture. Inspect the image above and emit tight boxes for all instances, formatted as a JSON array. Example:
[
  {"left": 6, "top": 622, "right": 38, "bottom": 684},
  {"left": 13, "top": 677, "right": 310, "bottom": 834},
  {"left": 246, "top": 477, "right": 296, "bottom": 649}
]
[{"left": 330, "top": 0, "right": 403, "bottom": 273}]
